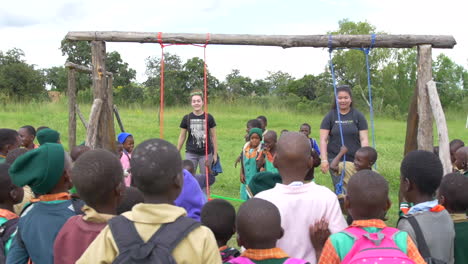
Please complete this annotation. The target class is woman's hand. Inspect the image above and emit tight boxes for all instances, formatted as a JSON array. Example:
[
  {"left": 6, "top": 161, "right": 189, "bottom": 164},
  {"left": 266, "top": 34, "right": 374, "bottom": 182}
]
[
  {"left": 212, "top": 154, "right": 218, "bottom": 164},
  {"left": 320, "top": 160, "right": 329, "bottom": 174},
  {"left": 234, "top": 155, "right": 241, "bottom": 168}
]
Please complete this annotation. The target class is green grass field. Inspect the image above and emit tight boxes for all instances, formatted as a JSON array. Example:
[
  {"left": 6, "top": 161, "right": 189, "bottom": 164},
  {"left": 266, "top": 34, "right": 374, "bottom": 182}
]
[{"left": 1, "top": 100, "right": 467, "bottom": 228}]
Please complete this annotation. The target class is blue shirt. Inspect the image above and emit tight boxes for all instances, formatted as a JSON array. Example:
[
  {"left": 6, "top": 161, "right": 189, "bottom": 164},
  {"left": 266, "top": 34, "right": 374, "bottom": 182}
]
[{"left": 6, "top": 200, "right": 83, "bottom": 264}]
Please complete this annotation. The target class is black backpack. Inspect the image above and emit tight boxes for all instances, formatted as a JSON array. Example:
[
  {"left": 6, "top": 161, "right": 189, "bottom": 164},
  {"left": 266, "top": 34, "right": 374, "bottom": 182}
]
[
  {"left": 0, "top": 218, "right": 19, "bottom": 263},
  {"left": 109, "top": 215, "right": 200, "bottom": 264}
]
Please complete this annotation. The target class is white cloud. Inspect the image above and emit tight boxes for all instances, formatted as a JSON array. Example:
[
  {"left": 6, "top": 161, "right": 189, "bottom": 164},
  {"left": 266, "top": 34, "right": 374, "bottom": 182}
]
[{"left": 0, "top": 0, "right": 466, "bottom": 84}]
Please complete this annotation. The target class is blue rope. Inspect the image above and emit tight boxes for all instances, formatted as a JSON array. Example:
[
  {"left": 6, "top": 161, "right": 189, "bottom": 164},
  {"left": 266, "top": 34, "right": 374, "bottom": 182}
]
[
  {"left": 364, "top": 34, "right": 377, "bottom": 170},
  {"left": 328, "top": 35, "right": 346, "bottom": 195}
]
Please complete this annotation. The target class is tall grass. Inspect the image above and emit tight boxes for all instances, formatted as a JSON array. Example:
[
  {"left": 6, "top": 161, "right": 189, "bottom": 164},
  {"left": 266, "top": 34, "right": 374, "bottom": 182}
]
[{"left": 1, "top": 100, "right": 467, "bottom": 228}]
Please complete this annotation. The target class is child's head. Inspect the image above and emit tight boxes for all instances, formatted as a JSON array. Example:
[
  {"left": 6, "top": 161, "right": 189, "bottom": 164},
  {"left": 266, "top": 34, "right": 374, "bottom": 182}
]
[
  {"left": 236, "top": 198, "right": 283, "bottom": 249},
  {"left": 263, "top": 130, "right": 277, "bottom": 151},
  {"left": 201, "top": 199, "right": 236, "bottom": 247},
  {"left": 131, "top": 139, "right": 183, "bottom": 202},
  {"left": 346, "top": 170, "right": 390, "bottom": 220},
  {"left": 246, "top": 119, "right": 262, "bottom": 134},
  {"left": 450, "top": 139, "right": 465, "bottom": 164},
  {"left": 273, "top": 132, "right": 313, "bottom": 182},
  {"left": 70, "top": 145, "right": 91, "bottom": 162},
  {"left": 438, "top": 172, "right": 468, "bottom": 214},
  {"left": 116, "top": 141, "right": 123, "bottom": 158},
  {"left": 280, "top": 129, "right": 288, "bottom": 136},
  {"left": 36, "top": 126, "right": 49, "bottom": 132},
  {"left": 257, "top": 116, "right": 267, "bottom": 130},
  {"left": 5, "top": 148, "right": 28, "bottom": 164},
  {"left": 36, "top": 128, "right": 61, "bottom": 145},
  {"left": 354, "top": 147, "right": 378, "bottom": 171},
  {"left": 116, "top": 186, "right": 144, "bottom": 215},
  {"left": 0, "top": 163, "right": 24, "bottom": 208},
  {"left": 0, "top": 128, "right": 21, "bottom": 155},
  {"left": 18, "top": 125, "right": 36, "bottom": 148},
  {"left": 182, "top": 160, "right": 195, "bottom": 175},
  {"left": 248, "top": 128, "right": 263, "bottom": 148},
  {"left": 9, "top": 143, "right": 72, "bottom": 195},
  {"left": 72, "top": 149, "right": 124, "bottom": 212},
  {"left": 118, "top": 132, "right": 134, "bottom": 153},
  {"left": 299, "top": 123, "right": 311, "bottom": 138},
  {"left": 400, "top": 150, "right": 443, "bottom": 203},
  {"left": 454, "top": 146, "right": 468, "bottom": 171}
]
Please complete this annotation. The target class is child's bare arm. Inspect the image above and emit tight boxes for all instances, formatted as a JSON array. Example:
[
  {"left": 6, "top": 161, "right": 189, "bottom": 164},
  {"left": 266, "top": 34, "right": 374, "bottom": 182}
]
[
  {"left": 330, "top": 146, "right": 348, "bottom": 172},
  {"left": 309, "top": 218, "right": 331, "bottom": 262}
]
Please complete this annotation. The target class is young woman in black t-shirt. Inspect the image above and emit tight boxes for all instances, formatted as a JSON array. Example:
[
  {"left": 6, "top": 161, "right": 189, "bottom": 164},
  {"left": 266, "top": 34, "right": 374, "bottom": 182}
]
[
  {"left": 177, "top": 91, "right": 218, "bottom": 176},
  {"left": 319, "top": 85, "right": 369, "bottom": 189}
]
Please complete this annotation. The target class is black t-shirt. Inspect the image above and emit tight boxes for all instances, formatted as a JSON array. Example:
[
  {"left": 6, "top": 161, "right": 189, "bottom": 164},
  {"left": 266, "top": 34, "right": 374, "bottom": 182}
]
[
  {"left": 180, "top": 112, "right": 216, "bottom": 155},
  {"left": 320, "top": 108, "right": 368, "bottom": 162}
]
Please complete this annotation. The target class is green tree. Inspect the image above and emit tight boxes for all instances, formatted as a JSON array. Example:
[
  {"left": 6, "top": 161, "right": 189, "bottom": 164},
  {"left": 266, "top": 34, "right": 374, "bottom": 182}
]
[
  {"left": 225, "top": 69, "right": 254, "bottom": 96},
  {"left": 44, "top": 66, "right": 68, "bottom": 91},
  {"left": 106, "top": 51, "right": 136, "bottom": 87},
  {"left": 266, "top": 71, "right": 294, "bottom": 95},
  {"left": 433, "top": 54, "right": 467, "bottom": 107},
  {"left": 0, "top": 49, "right": 45, "bottom": 99}
]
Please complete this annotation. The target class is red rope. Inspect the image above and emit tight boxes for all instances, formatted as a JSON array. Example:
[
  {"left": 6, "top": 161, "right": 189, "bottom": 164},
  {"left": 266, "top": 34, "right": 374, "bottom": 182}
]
[
  {"left": 203, "top": 33, "right": 211, "bottom": 199},
  {"left": 157, "top": 33, "right": 212, "bottom": 198}
]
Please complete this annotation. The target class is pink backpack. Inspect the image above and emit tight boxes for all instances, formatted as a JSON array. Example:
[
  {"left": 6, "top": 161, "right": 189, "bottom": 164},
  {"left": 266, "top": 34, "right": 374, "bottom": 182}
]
[
  {"left": 341, "top": 227, "right": 416, "bottom": 264},
  {"left": 227, "top": 256, "right": 308, "bottom": 264}
]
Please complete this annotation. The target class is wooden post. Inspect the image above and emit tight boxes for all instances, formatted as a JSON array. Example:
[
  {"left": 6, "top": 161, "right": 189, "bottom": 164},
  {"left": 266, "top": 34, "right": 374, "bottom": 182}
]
[
  {"left": 427, "top": 80, "right": 452, "bottom": 175},
  {"left": 416, "top": 45, "right": 433, "bottom": 151},
  {"left": 67, "top": 69, "right": 77, "bottom": 150},
  {"left": 91, "top": 41, "right": 116, "bottom": 151},
  {"left": 86, "top": 99, "right": 103, "bottom": 149},
  {"left": 404, "top": 89, "right": 419, "bottom": 156},
  {"left": 76, "top": 104, "right": 88, "bottom": 129}
]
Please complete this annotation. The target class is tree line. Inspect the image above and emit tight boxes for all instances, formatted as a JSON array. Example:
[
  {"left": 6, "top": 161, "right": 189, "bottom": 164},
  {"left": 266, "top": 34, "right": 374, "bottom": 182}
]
[{"left": 0, "top": 20, "right": 466, "bottom": 117}]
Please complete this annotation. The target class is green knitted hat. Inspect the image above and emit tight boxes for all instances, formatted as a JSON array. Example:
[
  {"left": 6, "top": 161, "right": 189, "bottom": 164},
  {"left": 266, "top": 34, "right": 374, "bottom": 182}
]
[
  {"left": 9, "top": 143, "right": 65, "bottom": 195},
  {"left": 248, "top": 171, "right": 282, "bottom": 196},
  {"left": 248, "top": 128, "right": 263, "bottom": 140},
  {"left": 37, "top": 128, "right": 60, "bottom": 145}
]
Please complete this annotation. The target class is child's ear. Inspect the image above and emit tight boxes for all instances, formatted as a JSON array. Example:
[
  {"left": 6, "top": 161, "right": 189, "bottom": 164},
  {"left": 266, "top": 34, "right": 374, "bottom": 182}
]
[
  {"left": 385, "top": 198, "right": 392, "bottom": 212},
  {"left": 278, "top": 227, "right": 284, "bottom": 240},
  {"left": 63, "top": 171, "right": 73, "bottom": 190},
  {"left": 115, "top": 182, "right": 125, "bottom": 203},
  {"left": 439, "top": 195, "right": 447, "bottom": 207},
  {"left": 307, "top": 156, "right": 313, "bottom": 169},
  {"left": 174, "top": 172, "right": 183, "bottom": 189},
  {"left": 10, "top": 186, "right": 24, "bottom": 204},
  {"left": 344, "top": 195, "right": 351, "bottom": 213}
]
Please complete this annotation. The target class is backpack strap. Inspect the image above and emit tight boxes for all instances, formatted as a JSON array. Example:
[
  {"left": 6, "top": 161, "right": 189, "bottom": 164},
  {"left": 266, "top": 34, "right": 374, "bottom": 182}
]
[
  {"left": 344, "top": 226, "right": 394, "bottom": 246},
  {"left": 147, "top": 216, "right": 200, "bottom": 253},
  {"left": 0, "top": 218, "right": 19, "bottom": 244},
  {"left": 109, "top": 215, "right": 145, "bottom": 254},
  {"left": 284, "top": 258, "right": 310, "bottom": 264},
  {"left": 227, "top": 256, "right": 256, "bottom": 264},
  {"left": 71, "top": 198, "right": 85, "bottom": 215},
  {"left": 406, "top": 216, "right": 431, "bottom": 259}
]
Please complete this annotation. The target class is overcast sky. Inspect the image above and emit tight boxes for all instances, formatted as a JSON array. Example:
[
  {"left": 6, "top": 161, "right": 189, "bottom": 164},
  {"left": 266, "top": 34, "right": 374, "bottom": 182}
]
[{"left": 0, "top": 0, "right": 466, "bottom": 83}]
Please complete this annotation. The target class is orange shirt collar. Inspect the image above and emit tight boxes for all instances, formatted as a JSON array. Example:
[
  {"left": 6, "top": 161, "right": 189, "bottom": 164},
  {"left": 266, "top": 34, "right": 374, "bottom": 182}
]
[
  {"left": 242, "top": 248, "right": 289, "bottom": 260},
  {"left": 350, "top": 219, "right": 387, "bottom": 229},
  {"left": 30, "top": 192, "right": 71, "bottom": 203},
  {"left": 0, "top": 209, "right": 18, "bottom": 220}
]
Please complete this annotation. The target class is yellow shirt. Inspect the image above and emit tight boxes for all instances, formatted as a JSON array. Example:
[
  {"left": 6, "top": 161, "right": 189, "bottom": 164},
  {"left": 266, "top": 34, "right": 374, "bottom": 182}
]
[{"left": 77, "top": 203, "right": 221, "bottom": 264}]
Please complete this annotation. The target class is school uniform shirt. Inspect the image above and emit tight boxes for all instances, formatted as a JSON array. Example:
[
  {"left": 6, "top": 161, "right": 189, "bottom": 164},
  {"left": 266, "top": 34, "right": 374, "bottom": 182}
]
[
  {"left": 0, "top": 155, "right": 5, "bottom": 163},
  {"left": 451, "top": 213, "right": 468, "bottom": 264},
  {"left": 53, "top": 205, "right": 114, "bottom": 264},
  {"left": 6, "top": 199, "right": 83, "bottom": 264},
  {"left": 397, "top": 201, "right": 455, "bottom": 264},
  {"left": 255, "top": 181, "right": 347, "bottom": 264},
  {"left": 0, "top": 209, "right": 18, "bottom": 256},
  {"left": 174, "top": 169, "right": 206, "bottom": 221},
  {"left": 180, "top": 112, "right": 216, "bottom": 155},
  {"left": 318, "top": 219, "right": 425, "bottom": 264},
  {"left": 76, "top": 203, "right": 221, "bottom": 264},
  {"left": 320, "top": 109, "right": 368, "bottom": 162},
  {"left": 13, "top": 186, "right": 34, "bottom": 216}
]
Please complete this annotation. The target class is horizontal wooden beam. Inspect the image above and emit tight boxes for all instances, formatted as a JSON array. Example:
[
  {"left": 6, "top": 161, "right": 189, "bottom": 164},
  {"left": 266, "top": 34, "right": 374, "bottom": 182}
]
[
  {"left": 65, "top": 62, "right": 112, "bottom": 76},
  {"left": 65, "top": 32, "right": 456, "bottom": 49}
]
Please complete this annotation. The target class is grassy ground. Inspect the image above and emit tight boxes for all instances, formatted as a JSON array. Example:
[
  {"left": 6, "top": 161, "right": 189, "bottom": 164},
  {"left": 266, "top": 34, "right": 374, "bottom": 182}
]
[{"left": 1, "top": 100, "right": 467, "bottom": 229}]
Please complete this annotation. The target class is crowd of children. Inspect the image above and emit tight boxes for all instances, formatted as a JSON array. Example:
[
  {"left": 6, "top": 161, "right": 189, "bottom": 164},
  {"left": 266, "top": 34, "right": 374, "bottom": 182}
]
[{"left": 0, "top": 119, "right": 466, "bottom": 264}]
